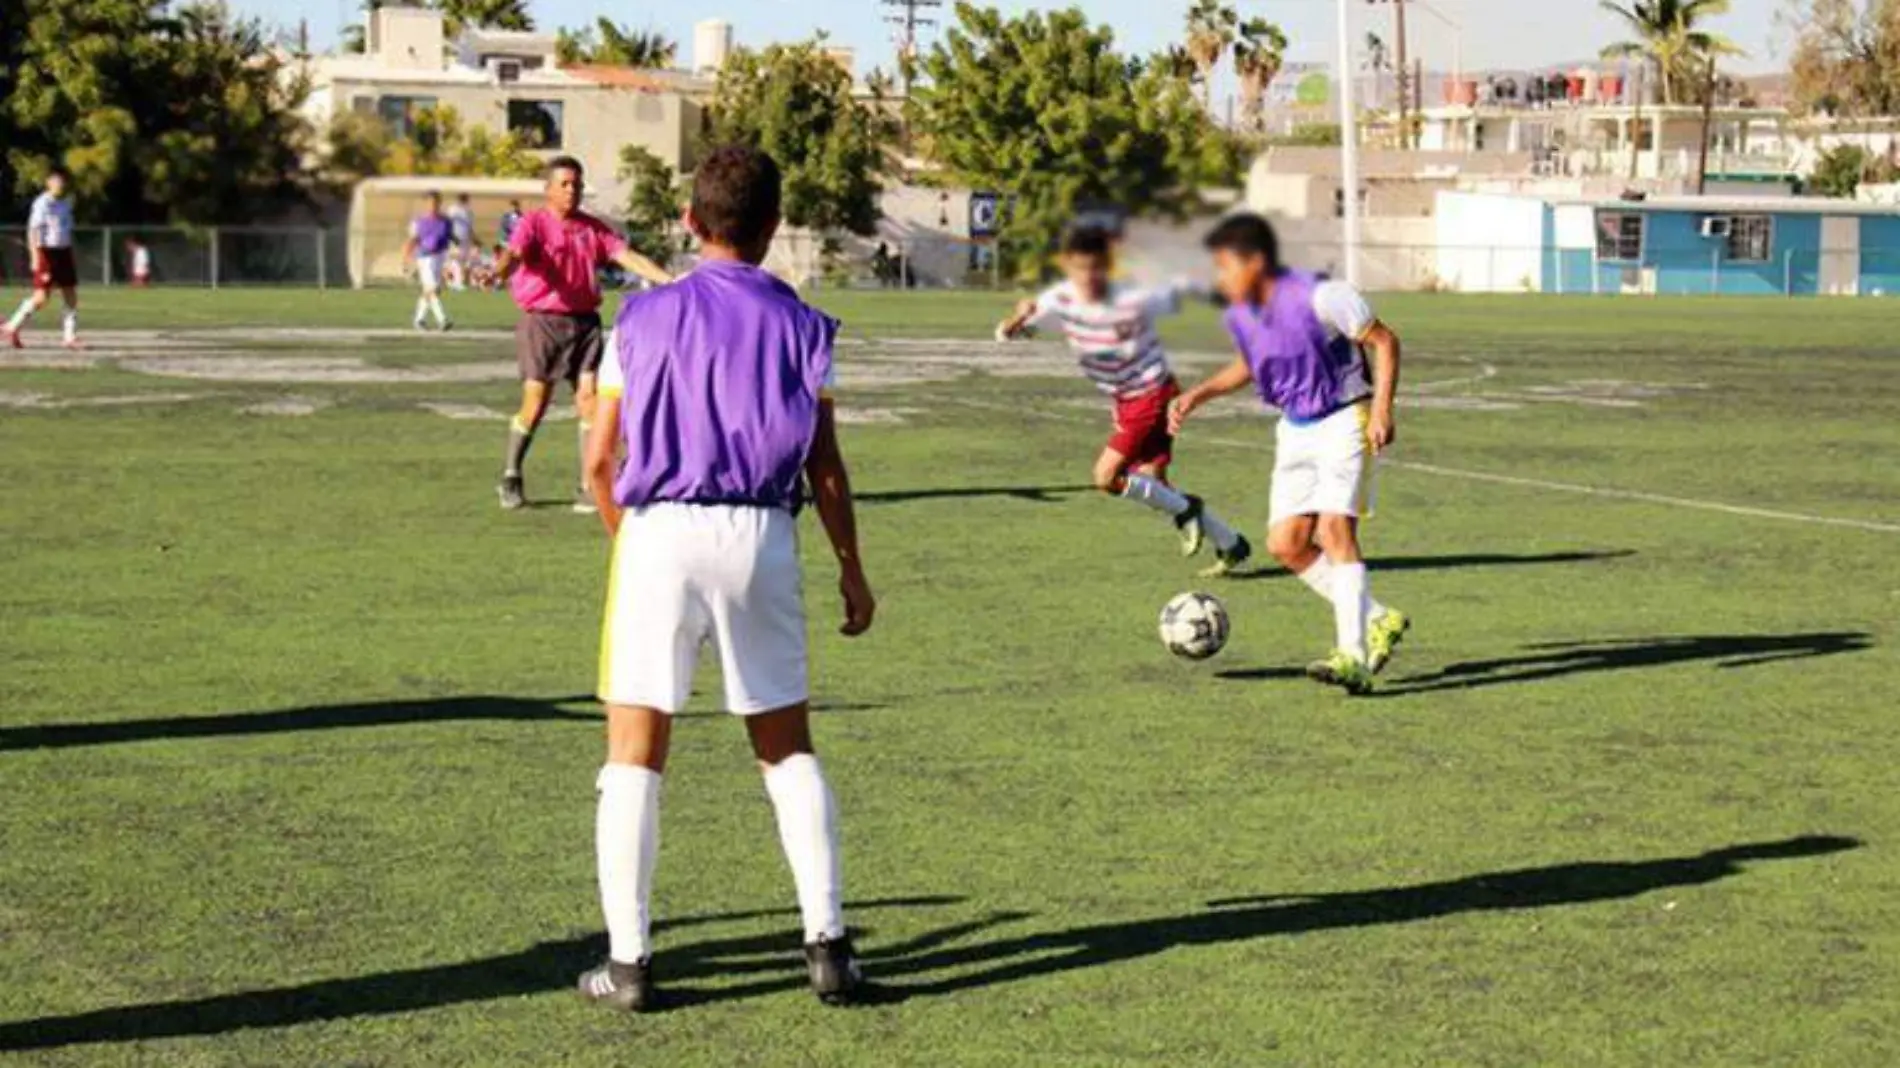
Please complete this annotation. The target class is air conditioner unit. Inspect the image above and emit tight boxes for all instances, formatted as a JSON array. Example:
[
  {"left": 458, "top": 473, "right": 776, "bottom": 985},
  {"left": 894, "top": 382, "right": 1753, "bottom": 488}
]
[{"left": 1700, "top": 217, "right": 1732, "bottom": 238}]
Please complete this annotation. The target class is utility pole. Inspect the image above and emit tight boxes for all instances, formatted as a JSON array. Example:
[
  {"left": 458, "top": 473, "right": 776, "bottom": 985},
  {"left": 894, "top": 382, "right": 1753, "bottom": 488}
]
[
  {"left": 1338, "top": 0, "right": 1362, "bottom": 286},
  {"left": 882, "top": 0, "right": 940, "bottom": 154},
  {"left": 1367, "top": 0, "right": 1410, "bottom": 149}
]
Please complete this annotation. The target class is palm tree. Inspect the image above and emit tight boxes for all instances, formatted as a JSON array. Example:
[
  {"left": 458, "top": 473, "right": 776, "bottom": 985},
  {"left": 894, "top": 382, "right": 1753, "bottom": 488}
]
[
  {"left": 1233, "top": 18, "right": 1289, "bottom": 134},
  {"left": 437, "top": 0, "right": 533, "bottom": 36},
  {"left": 556, "top": 18, "right": 678, "bottom": 68},
  {"left": 1598, "top": 0, "right": 1741, "bottom": 106},
  {"left": 1184, "top": 0, "right": 1239, "bottom": 112}
]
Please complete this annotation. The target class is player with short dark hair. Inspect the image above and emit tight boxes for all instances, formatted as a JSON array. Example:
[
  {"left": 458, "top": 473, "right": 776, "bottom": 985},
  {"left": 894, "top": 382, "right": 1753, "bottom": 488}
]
[
  {"left": 576, "top": 144, "right": 874, "bottom": 1011},
  {"left": 491, "top": 156, "right": 670, "bottom": 512},
  {"left": 995, "top": 224, "right": 1252, "bottom": 576},
  {"left": 1172, "top": 213, "right": 1411, "bottom": 694},
  {"left": 399, "top": 191, "right": 453, "bottom": 331},
  {"left": 3, "top": 170, "right": 82, "bottom": 350}
]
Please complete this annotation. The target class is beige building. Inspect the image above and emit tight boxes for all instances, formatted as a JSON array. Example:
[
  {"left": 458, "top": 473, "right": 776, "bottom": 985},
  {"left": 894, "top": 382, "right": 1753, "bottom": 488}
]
[{"left": 298, "top": 6, "right": 709, "bottom": 211}]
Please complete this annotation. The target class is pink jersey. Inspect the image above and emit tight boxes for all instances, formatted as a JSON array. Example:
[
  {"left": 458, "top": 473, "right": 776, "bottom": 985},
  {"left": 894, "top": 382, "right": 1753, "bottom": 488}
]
[{"left": 507, "top": 208, "right": 626, "bottom": 315}]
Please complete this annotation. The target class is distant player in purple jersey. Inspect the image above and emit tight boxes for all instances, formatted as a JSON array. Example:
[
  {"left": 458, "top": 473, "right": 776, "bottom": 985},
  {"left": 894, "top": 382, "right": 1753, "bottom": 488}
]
[
  {"left": 399, "top": 191, "right": 454, "bottom": 332},
  {"left": 1171, "top": 214, "right": 1411, "bottom": 695},
  {"left": 576, "top": 146, "right": 876, "bottom": 1010}
]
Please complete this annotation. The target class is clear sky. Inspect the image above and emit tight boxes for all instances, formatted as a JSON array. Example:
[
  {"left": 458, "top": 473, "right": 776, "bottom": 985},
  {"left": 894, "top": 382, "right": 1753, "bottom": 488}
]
[{"left": 243, "top": 0, "right": 1787, "bottom": 75}]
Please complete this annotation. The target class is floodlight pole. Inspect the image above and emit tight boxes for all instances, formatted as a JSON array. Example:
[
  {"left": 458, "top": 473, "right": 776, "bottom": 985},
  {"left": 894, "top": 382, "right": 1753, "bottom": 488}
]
[{"left": 1337, "top": 0, "right": 1362, "bottom": 287}]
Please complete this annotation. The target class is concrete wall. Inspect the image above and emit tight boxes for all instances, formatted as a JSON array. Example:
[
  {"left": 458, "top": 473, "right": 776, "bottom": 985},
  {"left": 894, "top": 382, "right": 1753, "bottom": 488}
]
[
  {"left": 1432, "top": 192, "right": 1546, "bottom": 292},
  {"left": 1587, "top": 209, "right": 1821, "bottom": 296},
  {"left": 1858, "top": 215, "right": 1900, "bottom": 295}
]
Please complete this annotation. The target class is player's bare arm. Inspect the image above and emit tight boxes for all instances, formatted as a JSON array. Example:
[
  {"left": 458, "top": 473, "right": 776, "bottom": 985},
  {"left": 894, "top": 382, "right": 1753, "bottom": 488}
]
[
  {"left": 611, "top": 249, "right": 673, "bottom": 287},
  {"left": 1361, "top": 321, "right": 1402, "bottom": 453},
  {"left": 805, "top": 399, "right": 875, "bottom": 637},
  {"left": 399, "top": 234, "right": 418, "bottom": 271},
  {"left": 583, "top": 392, "right": 623, "bottom": 535},
  {"left": 994, "top": 298, "right": 1038, "bottom": 341},
  {"left": 1168, "top": 356, "right": 1256, "bottom": 434}
]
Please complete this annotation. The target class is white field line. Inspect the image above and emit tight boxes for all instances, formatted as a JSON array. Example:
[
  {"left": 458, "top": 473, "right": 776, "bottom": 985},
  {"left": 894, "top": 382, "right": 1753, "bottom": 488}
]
[{"left": 944, "top": 397, "right": 1900, "bottom": 536}]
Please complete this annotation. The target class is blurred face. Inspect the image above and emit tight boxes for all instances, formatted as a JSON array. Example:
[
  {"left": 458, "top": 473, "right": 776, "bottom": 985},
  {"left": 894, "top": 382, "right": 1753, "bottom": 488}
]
[
  {"left": 1060, "top": 251, "right": 1112, "bottom": 302},
  {"left": 546, "top": 167, "right": 582, "bottom": 215},
  {"left": 424, "top": 195, "right": 440, "bottom": 214},
  {"left": 1211, "top": 247, "right": 1270, "bottom": 306},
  {"left": 47, "top": 173, "right": 66, "bottom": 198}
]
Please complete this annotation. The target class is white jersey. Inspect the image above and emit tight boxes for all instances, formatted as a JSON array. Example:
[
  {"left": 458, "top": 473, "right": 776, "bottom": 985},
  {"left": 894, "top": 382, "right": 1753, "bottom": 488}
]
[
  {"left": 27, "top": 193, "right": 74, "bottom": 249},
  {"left": 1026, "top": 280, "right": 1190, "bottom": 399},
  {"left": 447, "top": 204, "right": 474, "bottom": 245}
]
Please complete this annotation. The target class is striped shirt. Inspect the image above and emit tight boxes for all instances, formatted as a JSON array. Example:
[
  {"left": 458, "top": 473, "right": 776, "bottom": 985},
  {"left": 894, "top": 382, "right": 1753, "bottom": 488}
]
[
  {"left": 27, "top": 193, "right": 73, "bottom": 250},
  {"left": 1026, "top": 281, "right": 1190, "bottom": 398}
]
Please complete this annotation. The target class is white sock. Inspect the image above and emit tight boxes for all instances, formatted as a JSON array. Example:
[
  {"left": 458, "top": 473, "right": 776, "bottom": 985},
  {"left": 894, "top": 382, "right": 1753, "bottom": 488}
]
[
  {"left": 1121, "top": 473, "right": 1189, "bottom": 516},
  {"left": 763, "top": 753, "right": 845, "bottom": 943},
  {"left": 1297, "top": 556, "right": 1387, "bottom": 619},
  {"left": 1333, "top": 561, "right": 1372, "bottom": 663},
  {"left": 414, "top": 297, "right": 429, "bottom": 325},
  {"left": 60, "top": 308, "right": 77, "bottom": 343},
  {"left": 7, "top": 299, "right": 34, "bottom": 331},
  {"left": 596, "top": 763, "right": 662, "bottom": 964},
  {"left": 427, "top": 296, "right": 448, "bottom": 326}
]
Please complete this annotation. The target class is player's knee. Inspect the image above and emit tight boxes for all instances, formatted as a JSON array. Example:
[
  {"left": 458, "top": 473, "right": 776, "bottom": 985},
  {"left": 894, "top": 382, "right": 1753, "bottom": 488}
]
[
  {"left": 1092, "top": 468, "right": 1121, "bottom": 494},
  {"left": 1267, "top": 527, "right": 1309, "bottom": 567},
  {"left": 1314, "top": 515, "right": 1361, "bottom": 558}
]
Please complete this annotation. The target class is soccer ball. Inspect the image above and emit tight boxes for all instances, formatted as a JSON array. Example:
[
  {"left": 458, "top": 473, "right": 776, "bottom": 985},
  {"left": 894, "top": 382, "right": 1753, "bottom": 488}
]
[{"left": 1159, "top": 592, "right": 1230, "bottom": 660}]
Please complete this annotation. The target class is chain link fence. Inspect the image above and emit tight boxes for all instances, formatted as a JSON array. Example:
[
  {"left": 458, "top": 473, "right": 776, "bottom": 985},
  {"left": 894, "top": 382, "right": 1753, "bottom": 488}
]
[{"left": 5, "top": 227, "right": 1897, "bottom": 298}]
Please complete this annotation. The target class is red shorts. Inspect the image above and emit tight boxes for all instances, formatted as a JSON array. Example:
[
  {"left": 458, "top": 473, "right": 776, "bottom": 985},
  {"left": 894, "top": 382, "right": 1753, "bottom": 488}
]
[
  {"left": 34, "top": 248, "right": 78, "bottom": 291},
  {"left": 1108, "top": 378, "right": 1180, "bottom": 471}
]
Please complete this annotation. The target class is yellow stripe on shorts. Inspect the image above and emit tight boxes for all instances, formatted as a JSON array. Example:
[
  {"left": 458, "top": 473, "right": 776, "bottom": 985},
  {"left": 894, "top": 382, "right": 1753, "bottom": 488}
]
[{"left": 596, "top": 526, "right": 623, "bottom": 700}]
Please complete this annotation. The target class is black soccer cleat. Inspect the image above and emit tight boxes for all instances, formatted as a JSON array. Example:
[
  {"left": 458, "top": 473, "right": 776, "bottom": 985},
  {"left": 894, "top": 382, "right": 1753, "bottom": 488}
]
[
  {"left": 804, "top": 934, "right": 864, "bottom": 1006},
  {"left": 497, "top": 475, "right": 526, "bottom": 511},
  {"left": 577, "top": 958, "right": 655, "bottom": 1013}
]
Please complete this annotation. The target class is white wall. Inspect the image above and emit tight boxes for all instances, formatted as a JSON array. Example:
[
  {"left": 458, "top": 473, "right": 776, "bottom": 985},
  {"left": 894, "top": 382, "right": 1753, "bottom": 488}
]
[{"left": 1433, "top": 191, "right": 1546, "bottom": 292}]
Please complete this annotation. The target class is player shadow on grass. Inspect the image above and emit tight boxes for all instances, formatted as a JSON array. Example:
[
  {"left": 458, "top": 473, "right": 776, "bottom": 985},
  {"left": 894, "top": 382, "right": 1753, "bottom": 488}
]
[
  {"left": 1370, "top": 632, "right": 1874, "bottom": 697},
  {"left": 0, "top": 896, "right": 982, "bottom": 1051},
  {"left": 865, "top": 835, "right": 1860, "bottom": 999},
  {"left": 858, "top": 484, "right": 1095, "bottom": 505},
  {"left": 1224, "top": 549, "right": 1636, "bottom": 581},
  {"left": 0, "top": 838, "right": 1859, "bottom": 1047},
  {"left": 0, "top": 696, "right": 886, "bottom": 751}
]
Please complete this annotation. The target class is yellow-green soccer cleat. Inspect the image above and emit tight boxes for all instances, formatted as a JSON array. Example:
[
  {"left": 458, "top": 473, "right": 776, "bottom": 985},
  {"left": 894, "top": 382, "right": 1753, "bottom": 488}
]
[
  {"left": 1306, "top": 650, "right": 1376, "bottom": 695},
  {"left": 1199, "top": 533, "right": 1254, "bottom": 578},
  {"left": 1367, "top": 609, "right": 1412, "bottom": 674}
]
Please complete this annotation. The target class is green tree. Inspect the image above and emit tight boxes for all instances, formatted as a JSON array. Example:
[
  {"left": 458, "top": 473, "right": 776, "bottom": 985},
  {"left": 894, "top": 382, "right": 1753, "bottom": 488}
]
[
  {"left": 1599, "top": 0, "right": 1743, "bottom": 105},
  {"left": 322, "top": 104, "right": 544, "bottom": 183},
  {"left": 617, "top": 145, "right": 686, "bottom": 265},
  {"left": 704, "top": 38, "right": 894, "bottom": 236},
  {"left": 1184, "top": 0, "right": 1238, "bottom": 112},
  {"left": 914, "top": 5, "right": 1238, "bottom": 281},
  {"left": 1783, "top": 0, "right": 1900, "bottom": 115},
  {"left": 557, "top": 19, "right": 677, "bottom": 68},
  {"left": 7, "top": 0, "right": 311, "bottom": 223},
  {"left": 1810, "top": 143, "right": 1873, "bottom": 196},
  {"left": 1234, "top": 18, "right": 1289, "bottom": 134},
  {"left": 436, "top": 0, "right": 532, "bottom": 36}
]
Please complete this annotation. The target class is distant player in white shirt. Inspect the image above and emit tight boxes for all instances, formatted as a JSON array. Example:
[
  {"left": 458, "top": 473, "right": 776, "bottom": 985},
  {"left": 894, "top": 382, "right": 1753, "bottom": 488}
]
[
  {"left": 447, "top": 194, "right": 475, "bottom": 290},
  {"left": 996, "top": 226, "right": 1251, "bottom": 576},
  {"left": 3, "top": 170, "right": 83, "bottom": 350}
]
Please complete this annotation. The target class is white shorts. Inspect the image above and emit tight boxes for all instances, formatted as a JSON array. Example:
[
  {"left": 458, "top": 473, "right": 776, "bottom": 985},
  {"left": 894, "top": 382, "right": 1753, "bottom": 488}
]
[
  {"left": 597, "top": 503, "right": 809, "bottom": 715},
  {"left": 416, "top": 254, "right": 445, "bottom": 292},
  {"left": 1268, "top": 400, "right": 1377, "bottom": 526}
]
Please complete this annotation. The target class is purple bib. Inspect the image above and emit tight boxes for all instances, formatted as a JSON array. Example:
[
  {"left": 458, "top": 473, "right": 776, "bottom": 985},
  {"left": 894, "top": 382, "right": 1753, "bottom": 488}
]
[
  {"left": 610, "top": 260, "right": 836, "bottom": 510},
  {"left": 1221, "top": 270, "right": 1370, "bottom": 423},
  {"left": 413, "top": 214, "right": 452, "bottom": 255}
]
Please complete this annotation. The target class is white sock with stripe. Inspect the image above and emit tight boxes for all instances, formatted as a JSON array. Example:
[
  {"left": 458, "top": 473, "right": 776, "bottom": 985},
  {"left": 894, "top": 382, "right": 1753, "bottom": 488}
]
[
  {"left": 60, "top": 308, "right": 77, "bottom": 343},
  {"left": 7, "top": 299, "right": 34, "bottom": 331},
  {"left": 1333, "top": 561, "right": 1372, "bottom": 663},
  {"left": 763, "top": 754, "right": 846, "bottom": 943},
  {"left": 596, "top": 763, "right": 662, "bottom": 963},
  {"left": 1122, "top": 473, "right": 1189, "bottom": 516}
]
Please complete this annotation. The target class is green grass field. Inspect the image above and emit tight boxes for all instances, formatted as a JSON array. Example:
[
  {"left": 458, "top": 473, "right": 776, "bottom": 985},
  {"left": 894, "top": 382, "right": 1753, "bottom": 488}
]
[{"left": 2, "top": 286, "right": 1897, "bottom": 1066}]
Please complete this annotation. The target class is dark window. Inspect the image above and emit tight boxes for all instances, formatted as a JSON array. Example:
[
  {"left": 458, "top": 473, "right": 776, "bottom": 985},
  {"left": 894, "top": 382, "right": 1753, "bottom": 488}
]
[
  {"left": 496, "top": 60, "right": 521, "bottom": 84},
  {"left": 1725, "top": 215, "right": 1772, "bottom": 262},
  {"left": 1596, "top": 211, "right": 1644, "bottom": 261},
  {"left": 376, "top": 95, "right": 437, "bottom": 139},
  {"left": 507, "top": 99, "right": 564, "bottom": 149}
]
